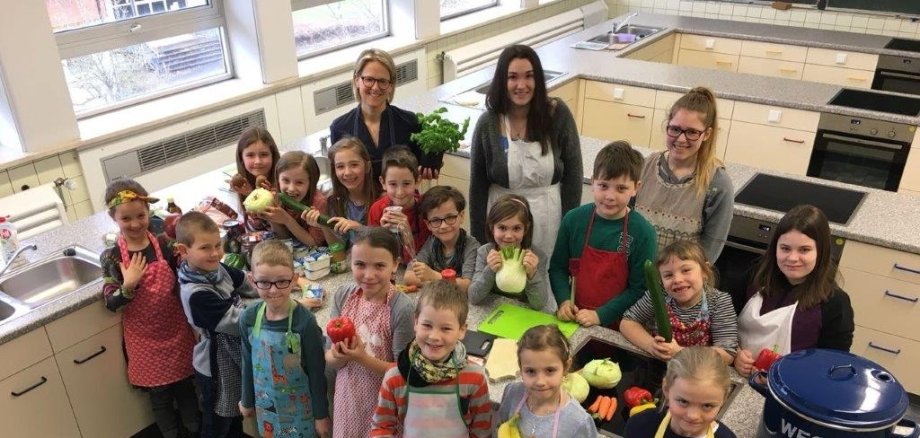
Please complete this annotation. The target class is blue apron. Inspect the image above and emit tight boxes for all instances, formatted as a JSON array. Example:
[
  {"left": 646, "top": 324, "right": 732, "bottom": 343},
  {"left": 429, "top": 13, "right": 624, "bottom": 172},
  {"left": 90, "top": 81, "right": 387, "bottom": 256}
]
[{"left": 251, "top": 300, "right": 315, "bottom": 438}]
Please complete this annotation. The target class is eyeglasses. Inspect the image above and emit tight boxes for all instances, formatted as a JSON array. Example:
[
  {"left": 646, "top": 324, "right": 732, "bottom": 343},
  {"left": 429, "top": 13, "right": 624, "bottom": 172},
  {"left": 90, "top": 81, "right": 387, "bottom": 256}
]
[
  {"left": 665, "top": 125, "right": 706, "bottom": 141},
  {"left": 426, "top": 214, "right": 460, "bottom": 228},
  {"left": 359, "top": 75, "right": 392, "bottom": 90},
  {"left": 252, "top": 278, "right": 293, "bottom": 290}
]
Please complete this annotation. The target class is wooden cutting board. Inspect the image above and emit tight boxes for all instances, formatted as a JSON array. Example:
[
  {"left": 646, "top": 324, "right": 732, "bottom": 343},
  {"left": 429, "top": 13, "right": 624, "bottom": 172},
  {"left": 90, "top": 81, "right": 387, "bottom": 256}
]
[{"left": 484, "top": 338, "right": 519, "bottom": 382}]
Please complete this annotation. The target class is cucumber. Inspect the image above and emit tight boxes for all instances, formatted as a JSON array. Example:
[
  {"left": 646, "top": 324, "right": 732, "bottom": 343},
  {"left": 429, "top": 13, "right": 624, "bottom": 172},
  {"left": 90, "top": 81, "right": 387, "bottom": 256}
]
[
  {"left": 643, "top": 259, "right": 672, "bottom": 342},
  {"left": 277, "top": 192, "right": 332, "bottom": 226}
]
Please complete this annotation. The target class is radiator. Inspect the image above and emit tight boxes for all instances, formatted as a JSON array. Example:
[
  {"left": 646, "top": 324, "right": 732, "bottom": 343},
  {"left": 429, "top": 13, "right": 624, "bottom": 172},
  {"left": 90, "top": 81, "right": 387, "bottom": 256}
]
[
  {"left": 440, "top": 1, "right": 607, "bottom": 82},
  {"left": 0, "top": 184, "right": 68, "bottom": 240}
]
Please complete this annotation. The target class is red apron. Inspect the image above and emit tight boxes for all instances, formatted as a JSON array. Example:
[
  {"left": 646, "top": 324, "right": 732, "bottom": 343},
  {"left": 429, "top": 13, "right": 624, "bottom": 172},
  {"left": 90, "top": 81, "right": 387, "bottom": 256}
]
[
  {"left": 667, "top": 296, "right": 712, "bottom": 347},
  {"left": 118, "top": 232, "right": 196, "bottom": 387},
  {"left": 572, "top": 208, "right": 630, "bottom": 327}
]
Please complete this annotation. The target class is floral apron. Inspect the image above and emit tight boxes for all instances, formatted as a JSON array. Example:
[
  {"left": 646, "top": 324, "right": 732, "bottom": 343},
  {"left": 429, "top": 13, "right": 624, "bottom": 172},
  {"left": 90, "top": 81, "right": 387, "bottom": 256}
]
[
  {"left": 118, "top": 232, "right": 195, "bottom": 387},
  {"left": 572, "top": 208, "right": 630, "bottom": 328},
  {"left": 666, "top": 294, "right": 712, "bottom": 347},
  {"left": 250, "top": 300, "right": 315, "bottom": 438}
]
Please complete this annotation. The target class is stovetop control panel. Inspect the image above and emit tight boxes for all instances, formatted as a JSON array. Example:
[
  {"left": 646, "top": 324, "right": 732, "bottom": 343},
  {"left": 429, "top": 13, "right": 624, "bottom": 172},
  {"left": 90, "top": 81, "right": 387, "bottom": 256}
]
[{"left": 817, "top": 112, "right": 915, "bottom": 143}]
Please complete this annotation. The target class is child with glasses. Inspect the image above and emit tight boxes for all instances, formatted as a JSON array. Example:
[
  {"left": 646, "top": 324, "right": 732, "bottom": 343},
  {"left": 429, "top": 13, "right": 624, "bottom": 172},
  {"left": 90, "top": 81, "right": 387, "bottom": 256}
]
[
  {"left": 634, "top": 86, "right": 734, "bottom": 263},
  {"left": 239, "top": 240, "right": 331, "bottom": 438},
  {"left": 404, "top": 186, "right": 480, "bottom": 294}
]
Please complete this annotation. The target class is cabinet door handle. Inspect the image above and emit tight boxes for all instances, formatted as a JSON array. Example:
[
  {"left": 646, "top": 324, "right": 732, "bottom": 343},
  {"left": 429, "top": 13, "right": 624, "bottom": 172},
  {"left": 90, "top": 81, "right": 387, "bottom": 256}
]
[
  {"left": 627, "top": 113, "right": 646, "bottom": 119},
  {"left": 766, "top": 49, "right": 783, "bottom": 54},
  {"left": 73, "top": 346, "right": 107, "bottom": 365},
  {"left": 884, "top": 290, "right": 919, "bottom": 303},
  {"left": 894, "top": 263, "right": 920, "bottom": 275},
  {"left": 782, "top": 137, "right": 805, "bottom": 144},
  {"left": 846, "top": 76, "right": 866, "bottom": 82},
  {"left": 715, "top": 60, "right": 733, "bottom": 65},
  {"left": 11, "top": 377, "right": 47, "bottom": 397},
  {"left": 780, "top": 68, "right": 799, "bottom": 73},
  {"left": 868, "top": 342, "right": 901, "bottom": 355}
]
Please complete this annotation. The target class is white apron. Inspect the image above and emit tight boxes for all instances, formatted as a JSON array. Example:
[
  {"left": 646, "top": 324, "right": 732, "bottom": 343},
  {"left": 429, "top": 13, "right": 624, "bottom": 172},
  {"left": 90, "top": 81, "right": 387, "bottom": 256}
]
[
  {"left": 737, "top": 292, "right": 797, "bottom": 355},
  {"left": 402, "top": 380, "right": 468, "bottom": 438},
  {"left": 488, "top": 115, "right": 561, "bottom": 258}
]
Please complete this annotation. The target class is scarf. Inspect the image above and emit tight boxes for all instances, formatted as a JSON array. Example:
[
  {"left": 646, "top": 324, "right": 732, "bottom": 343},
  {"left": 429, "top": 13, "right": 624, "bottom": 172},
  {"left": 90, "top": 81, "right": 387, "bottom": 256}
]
[
  {"left": 398, "top": 340, "right": 467, "bottom": 386},
  {"left": 177, "top": 260, "right": 224, "bottom": 286},
  {"left": 431, "top": 229, "right": 468, "bottom": 274}
]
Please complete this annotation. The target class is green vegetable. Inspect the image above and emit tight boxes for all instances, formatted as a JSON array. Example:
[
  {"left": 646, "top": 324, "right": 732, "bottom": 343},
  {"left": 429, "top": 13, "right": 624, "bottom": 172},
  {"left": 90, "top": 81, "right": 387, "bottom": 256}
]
[
  {"left": 410, "top": 107, "right": 470, "bottom": 155},
  {"left": 243, "top": 188, "right": 274, "bottom": 213},
  {"left": 562, "top": 372, "right": 590, "bottom": 403},
  {"left": 581, "top": 358, "right": 622, "bottom": 389},
  {"left": 644, "top": 259, "right": 672, "bottom": 342},
  {"left": 222, "top": 253, "right": 247, "bottom": 270},
  {"left": 277, "top": 192, "right": 332, "bottom": 226},
  {"left": 495, "top": 246, "right": 526, "bottom": 294}
]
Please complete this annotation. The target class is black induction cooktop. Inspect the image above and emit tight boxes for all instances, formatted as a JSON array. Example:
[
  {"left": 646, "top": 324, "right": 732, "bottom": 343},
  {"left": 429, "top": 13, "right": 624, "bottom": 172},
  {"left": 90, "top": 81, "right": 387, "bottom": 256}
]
[
  {"left": 885, "top": 37, "right": 920, "bottom": 53},
  {"left": 735, "top": 174, "right": 866, "bottom": 225},
  {"left": 827, "top": 88, "right": 920, "bottom": 116}
]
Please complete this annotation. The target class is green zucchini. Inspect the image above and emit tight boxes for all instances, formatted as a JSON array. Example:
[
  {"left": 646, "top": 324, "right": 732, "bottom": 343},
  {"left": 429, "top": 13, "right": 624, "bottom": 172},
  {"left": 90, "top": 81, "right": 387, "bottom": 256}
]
[
  {"left": 643, "top": 259, "right": 672, "bottom": 342},
  {"left": 277, "top": 192, "right": 332, "bottom": 226}
]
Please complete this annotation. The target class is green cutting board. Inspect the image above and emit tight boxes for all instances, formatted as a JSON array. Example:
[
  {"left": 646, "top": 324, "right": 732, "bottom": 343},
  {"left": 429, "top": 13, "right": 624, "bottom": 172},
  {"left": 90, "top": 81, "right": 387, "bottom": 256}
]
[{"left": 478, "top": 303, "right": 579, "bottom": 340}]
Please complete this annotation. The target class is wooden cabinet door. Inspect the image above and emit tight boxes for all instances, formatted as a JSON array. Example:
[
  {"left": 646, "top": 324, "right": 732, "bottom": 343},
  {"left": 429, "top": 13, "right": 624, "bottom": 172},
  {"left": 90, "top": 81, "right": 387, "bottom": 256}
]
[
  {"left": 725, "top": 121, "right": 814, "bottom": 175},
  {"left": 0, "top": 357, "right": 80, "bottom": 437},
  {"left": 852, "top": 326, "right": 920, "bottom": 395},
  {"left": 57, "top": 324, "right": 153, "bottom": 438},
  {"left": 738, "top": 56, "right": 803, "bottom": 80},
  {"left": 582, "top": 99, "right": 653, "bottom": 147},
  {"left": 801, "top": 64, "right": 874, "bottom": 89},
  {"left": 676, "top": 49, "right": 738, "bottom": 72}
]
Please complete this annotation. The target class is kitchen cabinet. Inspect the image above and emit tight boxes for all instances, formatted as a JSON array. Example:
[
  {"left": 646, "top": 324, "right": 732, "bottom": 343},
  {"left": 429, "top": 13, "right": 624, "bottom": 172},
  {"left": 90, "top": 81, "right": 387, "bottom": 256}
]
[
  {"left": 623, "top": 34, "right": 676, "bottom": 63},
  {"left": 45, "top": 301, "right": 121, "bottom": 353},
  {"left": 650, "top": 91, "right": 733, "bottom": 159},
  {"left": 841, "top": 240, "right": 920, "bottom": 394},
  {"left": 581, "top": 82, "right": 656, "bottom": 147},
  {"left": 724, "top": 102, "right": 818, "bottom": 175},
  {"left": 899, "top": 147, "right": 920, "bottom": 193},
  {"left": 436, "top": 154, "right": 472, "bottom": 230},
  {"left": 57, "top": 324, "right": 153, "bottom": 438},
  {"left": 0, "top": 356, "right": 81, "bottom": 437},
  {"left": 549, "top": 79, "right": 581, "bottom": 133},
  {"left": 676, "top": 34, "right": 741, "bottom": 72},
  {"left": 802, "top": 48, "right": 878, "bottom": 89},
  {"left": 737, "top": 41, "right": 806, "bottom": 80}
]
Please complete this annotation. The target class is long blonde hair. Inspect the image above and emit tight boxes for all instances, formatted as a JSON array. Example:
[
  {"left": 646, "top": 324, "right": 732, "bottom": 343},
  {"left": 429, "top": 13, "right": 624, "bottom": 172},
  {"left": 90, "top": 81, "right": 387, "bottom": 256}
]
[{"left": 667, "top": 87, "right": 722, "bottom": 196}]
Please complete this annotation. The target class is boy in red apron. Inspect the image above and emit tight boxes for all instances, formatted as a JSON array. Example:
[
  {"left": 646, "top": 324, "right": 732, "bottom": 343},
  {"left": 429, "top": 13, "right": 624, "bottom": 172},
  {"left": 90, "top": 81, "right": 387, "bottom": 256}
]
[{"left": 549, "top": 141, "right": 658, "bottom": 328}]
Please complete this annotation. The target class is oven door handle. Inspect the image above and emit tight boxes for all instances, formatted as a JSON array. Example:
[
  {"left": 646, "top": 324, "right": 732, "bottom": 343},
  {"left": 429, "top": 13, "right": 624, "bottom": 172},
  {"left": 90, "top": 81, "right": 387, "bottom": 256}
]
[
  {"left": 724, "top": 240, "right": 766, "bottom": 255},
  {"left": 820, "top": 133, "right": 906, "bottom": 151},
  {"left": 876, "top": 70, "right": 920, "bottom": 81}
]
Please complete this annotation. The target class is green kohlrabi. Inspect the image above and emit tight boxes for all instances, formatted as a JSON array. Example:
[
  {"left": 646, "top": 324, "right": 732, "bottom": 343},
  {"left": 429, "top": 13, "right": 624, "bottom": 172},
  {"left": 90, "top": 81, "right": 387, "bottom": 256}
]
[
  {"left": 496, "top": 246, "right": 526, "bottom": 294},
  {"left": 243, "top": 188, "right": 274, "bottom": 213}
]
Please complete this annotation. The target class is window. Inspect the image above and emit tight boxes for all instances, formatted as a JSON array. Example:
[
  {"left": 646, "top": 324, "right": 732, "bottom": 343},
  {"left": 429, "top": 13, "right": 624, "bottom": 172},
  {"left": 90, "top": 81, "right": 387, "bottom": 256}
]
[
  {"left": 48, "top": 0, "right": 231, "bottom": 116},
  {"left": 440, "top": 0, "right": 498, "bottom": 20},
  {"left": 291, "top": 0, "right": 388, "bottom": 59}
]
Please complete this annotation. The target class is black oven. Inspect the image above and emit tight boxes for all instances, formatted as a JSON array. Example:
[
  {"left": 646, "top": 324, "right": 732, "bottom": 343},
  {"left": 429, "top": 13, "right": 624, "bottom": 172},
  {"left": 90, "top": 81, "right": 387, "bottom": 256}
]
[
  {"left": 873, "top": 55, "right": 920, "bottom": 96},
  {"left": 808, "top": 113, "right": 912, "bottom": 192}
]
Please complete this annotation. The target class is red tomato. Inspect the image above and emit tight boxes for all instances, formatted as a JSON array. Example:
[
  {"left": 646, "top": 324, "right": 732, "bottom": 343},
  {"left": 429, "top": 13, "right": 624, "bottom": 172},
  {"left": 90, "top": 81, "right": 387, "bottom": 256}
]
[{"left": 326, "top": 316, "right": 356, "bottom": 344}]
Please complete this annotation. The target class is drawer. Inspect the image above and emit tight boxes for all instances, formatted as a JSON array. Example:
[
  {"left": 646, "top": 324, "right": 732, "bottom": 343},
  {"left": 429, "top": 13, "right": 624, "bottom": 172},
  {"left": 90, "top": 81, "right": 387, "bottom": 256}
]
[
  {"left": 738, "top": 56, "right": 804, "bottom": 80},
  {"left": 852, "top": 326, "right": 920, "bottom": 395},
  {"left": 679, "top": 34, "right": 742, "bottom": 55},
  {"left": 806, "top": 47, "right": 878, "bottom": 71},
  {"left": 440, "top": 154, "right": 470, "bottom": 179},
  {"left": 801, "top": 64, "right": 874, "bottom": 89},
  {"left": 45, "top": 302, "right": 120, "bottom": 353},
  {"left": 841, "top": 268, "right": 920, "bottom": 340},
  {"left": 0, "top": 328, "right": 52, "bottom": 381},
  {"left": 740, "top": 41, "right": 808, "bottom": 63},
  {"left": 731, "top": 101, "right": 820, "bottom": 132},
  {"left": 840, "top": 240, "right": 920, "bottom": 285},
  {"left": 676, "top": 49, "right": 738, "bottom": 72},
  {"left": 583, "top": 81, "right": 657, "bottom": 106},
  {"left": 654, "top": 90, "right": 734, "bottom": 118}
]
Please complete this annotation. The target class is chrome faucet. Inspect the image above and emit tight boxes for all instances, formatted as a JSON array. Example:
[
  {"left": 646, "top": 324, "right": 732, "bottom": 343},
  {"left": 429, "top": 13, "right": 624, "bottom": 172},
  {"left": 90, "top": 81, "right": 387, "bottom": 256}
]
[
  {"left": 0, "top": 244, "right": 37, "bottom": 278},
  {"left": 614, "top": 12, "right": 638, "bottom": 33}
]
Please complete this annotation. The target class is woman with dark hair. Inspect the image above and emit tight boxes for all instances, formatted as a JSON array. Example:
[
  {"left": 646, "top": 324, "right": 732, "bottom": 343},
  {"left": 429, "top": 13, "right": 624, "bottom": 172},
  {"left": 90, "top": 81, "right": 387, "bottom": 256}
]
[
  {"left": 329, "top": 48, "right": 439, "bottom": 181},
  {"left": 469, "top": 44, "right": 582, "bottom": 258},
  {"left": 733, "top": 205, "right": 854, "bottom": 377}
]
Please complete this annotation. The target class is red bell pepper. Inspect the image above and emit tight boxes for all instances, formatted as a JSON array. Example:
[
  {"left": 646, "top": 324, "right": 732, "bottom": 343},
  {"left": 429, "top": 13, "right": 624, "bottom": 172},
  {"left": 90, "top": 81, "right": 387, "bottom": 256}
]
[
  {"left": 624, "top": 386, "right": 654, "bottom": 408},
  {"left": 754, "top": 346, "right": 782, "bottom": 371},
  {"left": 326, "top": 316, "right": 356, "bottom": 344}
]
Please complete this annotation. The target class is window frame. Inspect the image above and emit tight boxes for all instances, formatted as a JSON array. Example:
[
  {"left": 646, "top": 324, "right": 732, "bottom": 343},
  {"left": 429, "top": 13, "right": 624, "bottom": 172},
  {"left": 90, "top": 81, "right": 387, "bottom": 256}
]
[
  {"left": 52, "top": 0, "right": 233, "bottom": 118},
  {"left": 291, "top": 0, "right": 390, "bottom": 60},
  {"left": 439, "top": 0, "right": 500, "bottom": 21}
]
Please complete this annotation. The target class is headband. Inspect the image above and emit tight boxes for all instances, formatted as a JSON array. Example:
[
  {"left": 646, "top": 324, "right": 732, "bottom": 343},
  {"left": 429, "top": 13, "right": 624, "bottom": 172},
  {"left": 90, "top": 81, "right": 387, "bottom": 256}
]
[
  {"left": 107, "top": 190, "right": 159, "bottom": 209},
  {"left": 509, "top": 197, "right": 529, "bottom": 211}
]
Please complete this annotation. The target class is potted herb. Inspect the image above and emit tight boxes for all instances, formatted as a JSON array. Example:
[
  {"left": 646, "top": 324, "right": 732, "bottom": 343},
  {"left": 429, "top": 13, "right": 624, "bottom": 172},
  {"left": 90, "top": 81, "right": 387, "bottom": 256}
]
[{"left": 411, "top": 107, "right": 470, "bottom": 170}]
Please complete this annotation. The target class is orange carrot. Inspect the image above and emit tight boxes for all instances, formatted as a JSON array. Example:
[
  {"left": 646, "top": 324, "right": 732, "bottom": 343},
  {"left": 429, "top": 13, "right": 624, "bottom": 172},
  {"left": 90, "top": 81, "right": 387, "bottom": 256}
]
[
  {"left": 604, "top": 397, "right": 618, "bottom": 421},
  {"left": 588, "top": 396, "right": 602, "bottom": 413},
  {"left": 597, "top": 396, "right": 611, "bottom": 419}
]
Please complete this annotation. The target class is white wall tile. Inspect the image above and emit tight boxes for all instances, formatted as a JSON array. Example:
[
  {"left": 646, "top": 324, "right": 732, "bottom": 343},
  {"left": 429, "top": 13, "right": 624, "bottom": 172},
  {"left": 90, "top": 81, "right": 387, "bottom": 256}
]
[
  {"left": 33, "top": 155, "right": 63, "bottom": 185},
  {"left": 59, "top": 151, "right": 82, "bottom": 177},
  {"left": 884, "top": 18, "right": 901, "bottom": 31},
  {"left": 8, "top": 163, "right": 38, "bottom": 192},
  {"left": 805, "top": 11, "right": 821, "bottom": 23},
  {"left": 747, "top": 6, "right": 762, "bottom": 18},
  {"left": 72, "top": 200, "right": 95, "bottom": 220},
  {"left": 900, "top": 21, "right": 918, "bottom": 33},
  {"left": 851, "top": 16, "right": 869, "bottom": 28},
  {"left": 835, "top": 15, "right": 853, "bottom": 27},
  {"left": 732, "top": 5, "right": 746, "bottom": 17},
  {"left": 0, "top": 171, "right": 12, "bottom": 198},
  {"left": 820, "top": 12, "right": 837, "bottom": 25},
  {"left": 67, "top": 175, "right": 89, "bottom": 204},
  {"left": 790, "top": 10, "right": 806, "bottom": 23},
  {"left": 705, "top": 2, "right": 719, "bottom": 14},
  {"left": 718, "top": 3, "right": 732, "bottom": 15},
  {"left": 867, "top": 18, "right": 885, "bottom": 30},
  {"left": 760, "top": 8, "right": 775, "bottom": 20}
]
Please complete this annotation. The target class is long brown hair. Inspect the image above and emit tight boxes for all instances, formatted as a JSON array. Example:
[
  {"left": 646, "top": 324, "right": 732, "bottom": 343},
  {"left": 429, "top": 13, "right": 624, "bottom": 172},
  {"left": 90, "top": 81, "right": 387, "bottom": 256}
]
[
  {"left": 485, "top": 45, "right": 553, "bottom": 155},
  {"left": 326, "top": 137, "right": 379, "bottom": 219},
  {"left": 666, "top": 87, "right": 722, "bottom": 196},
  {"left": 753, "top": 205, "right": 838, "bottom": 309},
  {"left": 275, "top": 151, "right": 319, "bottom": 205},
  {"left": 235, "top": 127, "right": 281, "bottom": 203}
]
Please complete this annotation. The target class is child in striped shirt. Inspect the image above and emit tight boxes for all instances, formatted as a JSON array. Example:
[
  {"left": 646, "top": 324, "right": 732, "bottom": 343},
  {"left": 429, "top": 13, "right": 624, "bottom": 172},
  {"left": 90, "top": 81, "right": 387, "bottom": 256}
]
[{"left": 370, "top": 281, "right": 493, "bottom": 437}]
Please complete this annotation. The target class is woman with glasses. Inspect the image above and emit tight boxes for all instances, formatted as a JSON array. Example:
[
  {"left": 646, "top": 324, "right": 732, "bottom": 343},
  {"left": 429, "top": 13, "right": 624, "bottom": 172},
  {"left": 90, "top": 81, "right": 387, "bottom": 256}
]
[
  {"left": 330, "top": 48, "right": 438, "bottom": 182},
  {"left": 469, "top": 45, "right": 582, "bottom": 259},
  {"left": 634, "top": 87, "right": 734, "bottom": 262}
]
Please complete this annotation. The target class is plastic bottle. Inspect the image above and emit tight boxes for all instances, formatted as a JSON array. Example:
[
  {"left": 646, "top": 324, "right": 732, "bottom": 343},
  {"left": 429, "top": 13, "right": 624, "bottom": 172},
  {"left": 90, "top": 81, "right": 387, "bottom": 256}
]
[
  {"left": 0, "top": 216, "right": 19, "bottom": 265},
  {"left": 166, "top": 197, "right": 183, "bottom": 214},
  {"left": 441, "top": 268, "right": 457, "bottom": 283}
]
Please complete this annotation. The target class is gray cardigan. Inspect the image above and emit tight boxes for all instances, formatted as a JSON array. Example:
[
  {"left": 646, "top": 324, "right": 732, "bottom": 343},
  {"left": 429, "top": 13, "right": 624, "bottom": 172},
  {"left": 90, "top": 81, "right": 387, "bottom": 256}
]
[
  {"left": 468, "top": 243, "right": 558, "bottom": 314},
  {"left": 468, "top": 99, "right": 583, "bottom": 243}
]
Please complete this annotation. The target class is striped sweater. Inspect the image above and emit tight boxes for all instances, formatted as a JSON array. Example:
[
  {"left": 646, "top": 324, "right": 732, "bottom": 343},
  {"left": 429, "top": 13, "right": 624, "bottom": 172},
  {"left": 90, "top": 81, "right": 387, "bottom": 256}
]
[{"left": 370, "top": 349, "right": 492, "bottom": 437}]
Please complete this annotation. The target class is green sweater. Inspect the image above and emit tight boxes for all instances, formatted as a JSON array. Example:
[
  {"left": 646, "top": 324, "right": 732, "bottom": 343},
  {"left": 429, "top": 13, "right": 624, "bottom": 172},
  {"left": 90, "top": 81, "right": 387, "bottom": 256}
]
[{"left": 549, "top": 204, "right": 657, "bottom": 326}]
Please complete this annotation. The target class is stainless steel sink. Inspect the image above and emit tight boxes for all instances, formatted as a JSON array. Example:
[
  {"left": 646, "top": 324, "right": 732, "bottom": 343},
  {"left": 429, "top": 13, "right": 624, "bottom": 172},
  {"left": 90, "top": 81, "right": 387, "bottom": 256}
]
[
  {"left": 472, "top": 70, "right": 565, "bottom": 95},
  {"left": 585, "top": 25, "right": 662, "bottom": 45},
  {"left": 0, "top": 245, "right": 102, "bottom": 310}
]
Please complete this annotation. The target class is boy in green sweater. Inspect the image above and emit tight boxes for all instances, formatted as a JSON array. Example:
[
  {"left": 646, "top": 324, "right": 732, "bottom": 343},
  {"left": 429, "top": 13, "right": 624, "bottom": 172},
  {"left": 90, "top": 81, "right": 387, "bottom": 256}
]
[{"left": 549, "top": 141, "right": 657, "bottom": 328}]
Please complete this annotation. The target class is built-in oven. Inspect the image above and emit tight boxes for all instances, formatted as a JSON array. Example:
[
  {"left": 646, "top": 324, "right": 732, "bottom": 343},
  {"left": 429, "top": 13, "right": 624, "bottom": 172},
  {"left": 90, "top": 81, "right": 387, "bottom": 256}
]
[
  {"left": 873, "top": 54, "right": 920, "bottom": 96},
  {"left": 808, "top": 112, "right": 913, "bottom": 192}
]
